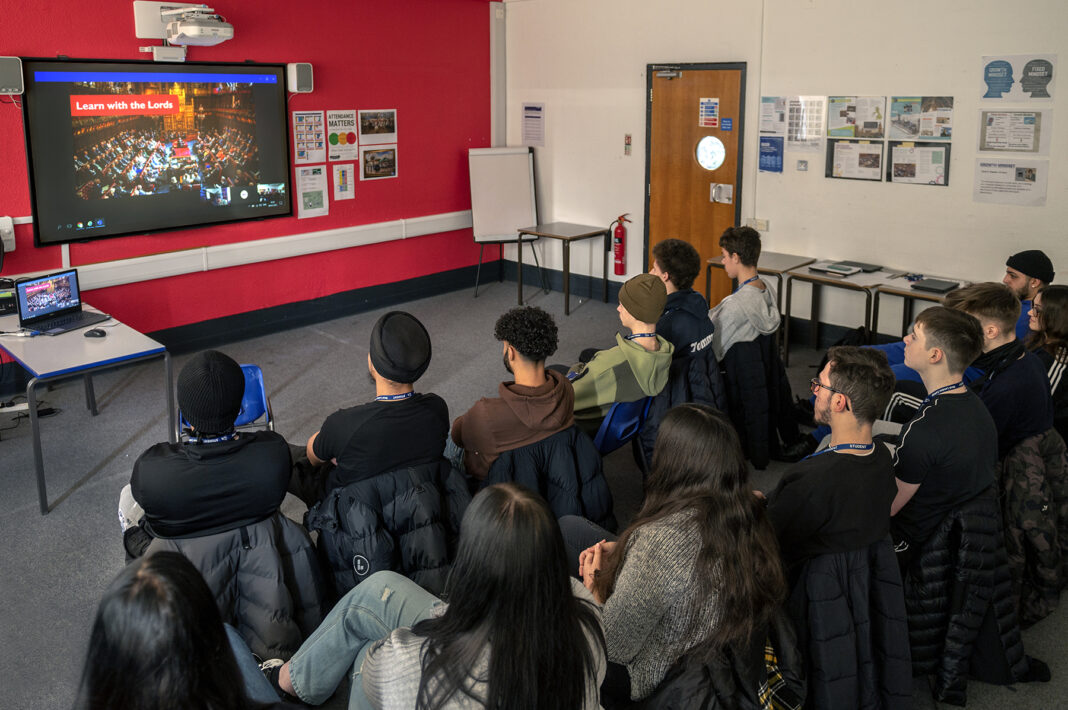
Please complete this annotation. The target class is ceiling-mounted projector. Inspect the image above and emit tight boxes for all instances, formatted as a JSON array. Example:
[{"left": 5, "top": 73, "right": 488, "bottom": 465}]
[{"left": 163, "top": 7, "right": 233, "bottom": 46}]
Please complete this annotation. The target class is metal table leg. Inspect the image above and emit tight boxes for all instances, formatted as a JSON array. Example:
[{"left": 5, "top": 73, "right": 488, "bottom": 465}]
[
  {"left": 810, "top": 282, "right": 822, "bottom": 351},
  {"left": 84, "top": 374, "right": 98, "bottom": 416},
  {"left": 563, "top": 242, "right": 571, "bottom": 315},
  {"left": 863, "top": 290, "right": 874, "bottom": 343},
  {"left": 602, "top": 231, "right": 609, "bottom": 303},
  {"left": 27, "top": 377, "right": 48, "bottom": 514},
  {"left": 871, "top": 291, "right": 883, "bottom": 344},
  {"left": 784, "top": 276, "right": 794, "bottom": 366},
  {"left": 705, "top": 263, "right": 713, "bottom": 303},
  {"left": 517, "top": 234, "right": 524, "bottom": 305},
  {"left": 165, "top": 352, "right": 176, "bottom": 444}
]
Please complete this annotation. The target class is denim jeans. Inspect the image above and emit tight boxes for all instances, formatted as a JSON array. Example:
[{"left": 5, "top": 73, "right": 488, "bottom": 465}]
[
  {"left": 558, "top": 515, "right": 618, "bottom": 579},
  {"left": 225, "top": 624, "right": 280, "bottom": 704},
  {"left": 288, "top": 570, "right": 443, "bottom": 710}
]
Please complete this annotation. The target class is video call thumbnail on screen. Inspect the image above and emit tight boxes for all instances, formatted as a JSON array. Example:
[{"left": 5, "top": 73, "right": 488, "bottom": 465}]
[{"left": 22, "top": 61, "right": 293, "bottom": 246}]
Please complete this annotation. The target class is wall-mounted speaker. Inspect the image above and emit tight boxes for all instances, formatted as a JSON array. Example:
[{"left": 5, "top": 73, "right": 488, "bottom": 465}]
[
  {"left": 287, "top": 62, "right": 313, "bottom": 93},
  {"left": 0, "top": 57, "right": 24, "bottom": 95}
]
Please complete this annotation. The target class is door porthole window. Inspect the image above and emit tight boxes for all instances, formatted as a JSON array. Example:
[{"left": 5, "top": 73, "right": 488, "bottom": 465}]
[{"left": 695, "top": 136, "right": 726, "bottom": 171}]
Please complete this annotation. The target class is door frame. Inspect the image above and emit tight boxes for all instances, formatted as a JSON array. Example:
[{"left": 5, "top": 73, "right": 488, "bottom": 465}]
[{"left": 642, "top": 61, "right": 747, "bottom": 271}]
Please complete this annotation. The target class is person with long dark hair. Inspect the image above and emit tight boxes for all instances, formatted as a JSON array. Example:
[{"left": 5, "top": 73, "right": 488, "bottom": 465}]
[
  {"left": 74, "top": 551, "right": 287, "bottom": 710},
  {"left": 561, "top": 403, "right": 787, "bottom": 703},
  {"left": 263, "top": 483, "right": 605, "bottom": 709},
  {"left": 1027, "top": 284, "right": 1068, "bottom": 441}
]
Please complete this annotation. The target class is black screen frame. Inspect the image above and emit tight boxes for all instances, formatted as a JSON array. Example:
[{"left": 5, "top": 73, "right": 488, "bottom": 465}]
[{"left": 21, "top": 57, "right": 294, "bottom": 247}]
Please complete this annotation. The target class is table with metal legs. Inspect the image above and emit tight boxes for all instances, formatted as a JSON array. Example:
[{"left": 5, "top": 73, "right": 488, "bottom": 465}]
[{"left": 517, "top": 222, "right": 609, "bottom": 315}]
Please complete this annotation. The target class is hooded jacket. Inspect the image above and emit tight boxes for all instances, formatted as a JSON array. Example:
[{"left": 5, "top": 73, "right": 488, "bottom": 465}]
[
  {"left": 569, "top": 333, "right": 674, "bottom": 421},
  {"left": 451, "top": 368, "right": 575, "bottom": 480},
  {"left": 657, "top": 289, "right": 715, "bottom": 359},
  {"left": 709, "top": 282, "right": 780, "bottom": 361}
]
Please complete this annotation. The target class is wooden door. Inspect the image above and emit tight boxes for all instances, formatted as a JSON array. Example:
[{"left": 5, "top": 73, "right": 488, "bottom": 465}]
[{"left": 645, "top": 63, "right": 745, "bottom": 306}]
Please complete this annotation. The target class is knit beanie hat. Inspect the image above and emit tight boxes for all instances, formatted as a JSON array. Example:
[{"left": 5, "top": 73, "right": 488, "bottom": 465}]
[
  {"left": 177, "top": 350, "right": 244, "bottom": 434},
  {"left": 1006, "top": 250, "right": 1054, "bottom": 284},
  {"left": 618, "top": 273, "right": 668, "bottom": 324},
  {"left": 369, "top": 311, "right": 432, "bottom": 384}
]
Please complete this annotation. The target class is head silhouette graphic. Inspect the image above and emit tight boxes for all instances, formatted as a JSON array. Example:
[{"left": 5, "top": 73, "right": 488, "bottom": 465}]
[
  {"left": 983, "top": 60, "right": 1014, "bottom": 98},
  {"left": 1021, "top": 59, "right": 1053, "bottom": 98}
]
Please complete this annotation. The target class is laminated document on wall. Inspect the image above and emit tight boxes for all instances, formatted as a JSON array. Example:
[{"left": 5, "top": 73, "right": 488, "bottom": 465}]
[
  {"left": 293, "top": 110, "right": 326, "bottom": 164},
  {"left": 889, "top": 97, "right": 953, "bottom": 140},
  {"left": 978, "top": 109, "right": 1052, "bottom": 155},
  {"left": 827, "top": 96, "right": 885, "bottom": 138},
  {"left": 327, "top": 110, "right": 358, "bottom": 161},
  {"left": 296, "top": 165, "right": 329, "bottom": 218},
  {"left": 759, "top": 96, "right": 787, "bottom": 135},
  {"left": 887, "top": 142, "right": 950, "bottom": 186},
  {"left": 522, "top": 103, "right": 545, "bottom": 147},
  {"left": 825, "top": 139, "right": 883, "bottom": 181},
  {"left": 973, "top": 158, "right": 1048, "bottom": 206},
  {"left": 786, "top": 96, "right": 824, "bottom": 152},
  {"left": 981, "top": 54, "right": 1056, "bottom": 101}
]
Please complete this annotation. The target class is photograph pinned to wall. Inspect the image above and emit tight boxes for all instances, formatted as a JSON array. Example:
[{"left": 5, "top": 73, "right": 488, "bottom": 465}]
[
  {"left": 886, "top": 142, "right": 950, "bottom": 186},
  {"left": 292, "top": 110, "right": 326, "bottom": 164},
  {"left": 699, "top": 97, "right": 719, "bottom": 128},
  {"left": 296, "top": 164, "right": 328, "bottom": 218},
  {"left": 759, "top": 136, "right": 784, "bottom": 173},
  {"left": 978, "top": 109, "right": 1052, "bottom": 155},
  {"left": 358, "top": 109, "right": 397, "bottom": 145},
  {"left": 332, "top": 162, "right": 355, "bottom": 201},
  {"left": 827, "top": 96, "right": 885, "bottom": 138},
  {"left": 327, "top": 110, "right": 358, "bottom": 161},
  {"left": 360, "top": 145, "right": 397, "bottom": 180},
  {"left": 973, "top": 157, "right": 1048, "bottom": 206},
  {"left": 889, "top": 97, "right": 953, "bottom": 140},
  {"left": 981, "top": 54, "right": 1056, "bottom": 100},
  {"left": 759, "top": 96, "right": 787, "bottom": 135},
  {"left": 786, "top": 95, "right": 825, "bottom": 152},
  {"left": 825, "top": 139, "right": 883, "bottom": 181}
]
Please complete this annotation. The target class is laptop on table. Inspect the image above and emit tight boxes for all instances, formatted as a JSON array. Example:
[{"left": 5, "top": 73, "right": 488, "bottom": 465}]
[{"left": 15, "top": 269, "right": 109, "bottom": 335}]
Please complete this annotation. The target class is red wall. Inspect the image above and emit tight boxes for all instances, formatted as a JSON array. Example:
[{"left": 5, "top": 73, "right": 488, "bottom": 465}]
[{"left": 0, "top": 0, "right": 494, "bottom": 334}]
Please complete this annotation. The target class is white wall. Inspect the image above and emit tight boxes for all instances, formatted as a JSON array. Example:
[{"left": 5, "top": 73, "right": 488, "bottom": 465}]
[{"left": 505, "top": 0, "right": 1068, "bottom": 335}]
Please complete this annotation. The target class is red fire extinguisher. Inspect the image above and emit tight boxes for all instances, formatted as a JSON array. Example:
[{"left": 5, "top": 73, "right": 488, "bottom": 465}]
[{"left": 611, "top": 213, "right": 630, "bottom": 276}]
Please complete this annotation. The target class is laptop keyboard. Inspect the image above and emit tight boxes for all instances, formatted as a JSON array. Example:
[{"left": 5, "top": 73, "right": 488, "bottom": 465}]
[{"left": 36, "top": 311, "right": 108, "bottom": 333}]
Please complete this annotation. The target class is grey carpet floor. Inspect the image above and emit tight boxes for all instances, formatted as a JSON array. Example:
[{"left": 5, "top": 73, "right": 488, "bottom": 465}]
[{"left": 0, "top": 281, "right": 1063, "bottom": 708}]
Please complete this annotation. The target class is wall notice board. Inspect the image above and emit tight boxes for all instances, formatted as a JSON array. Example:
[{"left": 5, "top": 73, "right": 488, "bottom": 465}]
[{"left": 468, "top": 147, "right": 538, "bottom": 244}]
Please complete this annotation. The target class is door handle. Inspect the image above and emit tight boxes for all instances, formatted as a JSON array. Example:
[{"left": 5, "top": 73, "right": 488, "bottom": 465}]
[{"left": 709, "top": 183, "right": 734, "bottom": 204}]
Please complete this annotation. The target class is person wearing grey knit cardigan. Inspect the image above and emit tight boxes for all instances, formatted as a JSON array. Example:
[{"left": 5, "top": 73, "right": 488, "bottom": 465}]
[{"left": 564, "top": 403, "right": 786, "bottom": 703}]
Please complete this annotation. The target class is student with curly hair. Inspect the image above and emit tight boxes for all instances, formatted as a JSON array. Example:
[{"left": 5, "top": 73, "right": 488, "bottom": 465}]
[
  {"left": 1026, "top": 284, "right": 1068, "bottom": 441},
  {"left": 450, "top": 306, "right": 575, "bottom": 480}
]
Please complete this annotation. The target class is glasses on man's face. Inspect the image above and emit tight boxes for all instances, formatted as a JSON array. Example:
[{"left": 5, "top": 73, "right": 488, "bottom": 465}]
[{"left": 809, "top": 378, "right": 851, "bottom": 411}]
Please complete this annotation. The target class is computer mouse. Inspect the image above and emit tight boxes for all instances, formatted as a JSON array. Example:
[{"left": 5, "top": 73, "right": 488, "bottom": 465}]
[{"left": 84, "top": 328, "right": 107, "bottom": 338}]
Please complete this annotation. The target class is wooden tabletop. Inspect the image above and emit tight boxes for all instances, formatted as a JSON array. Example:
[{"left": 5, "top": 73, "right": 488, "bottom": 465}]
[{"left": 518, "top": 222, "right": 609, "bottom": 240}]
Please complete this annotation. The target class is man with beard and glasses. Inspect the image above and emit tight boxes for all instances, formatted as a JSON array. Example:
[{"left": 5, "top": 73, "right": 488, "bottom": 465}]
[
  {"left": 290, "top": 310, "right": 449, "bottom": 506},
  {"left": 450, "top": 306, "right": 575, "bottom": 481},
  {"left": 1003, "top": 249, "right": 1055, "bottom": 341},
  {"left": 764, "top": 346, "right": 897, "bottom": 581}
]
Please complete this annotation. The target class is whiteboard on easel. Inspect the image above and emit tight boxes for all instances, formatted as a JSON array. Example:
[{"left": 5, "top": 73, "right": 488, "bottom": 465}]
[{"left": 468, "top": 147, "right": 538, "bottom": 244}]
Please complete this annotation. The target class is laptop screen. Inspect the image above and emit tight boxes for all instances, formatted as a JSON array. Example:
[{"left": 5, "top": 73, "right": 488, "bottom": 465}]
[{"left": 17, "top": 270, "right": 81, "bottom": 323}]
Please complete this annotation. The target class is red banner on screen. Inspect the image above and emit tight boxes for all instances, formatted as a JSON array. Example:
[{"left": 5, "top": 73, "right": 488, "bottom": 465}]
[{"left": 69, "top": 94, "right": 181, "bottom": 116}]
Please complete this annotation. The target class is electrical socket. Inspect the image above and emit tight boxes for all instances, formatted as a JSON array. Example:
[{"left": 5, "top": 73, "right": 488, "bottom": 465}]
[
  {"left": 745, "top": 218, "right": 769, "bottom": 232},
  {"left": 0, "top": 216, "right": 14, "bottom": 253}
]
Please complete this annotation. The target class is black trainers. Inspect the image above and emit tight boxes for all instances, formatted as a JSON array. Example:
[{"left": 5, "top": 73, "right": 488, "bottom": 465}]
[{"left": 259, "top": 658, "right": 302, "bottom": 703}]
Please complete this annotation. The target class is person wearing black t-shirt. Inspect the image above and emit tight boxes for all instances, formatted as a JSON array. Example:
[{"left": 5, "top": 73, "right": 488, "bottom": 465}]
[
  {"left": 766, "top": 346, "right": 897, "bottom": 581},
  {"left": 891, "top": 307, "right": 995, "bottom": 567},
  {"left": 119, "top": 350, "right": 292, "bottom": 557},
  {"left": 291, "top": 311, "right": 449, "bottom": 506},
  {"left": 944, "top": 282, "right": 1054, "bottom": 460}
]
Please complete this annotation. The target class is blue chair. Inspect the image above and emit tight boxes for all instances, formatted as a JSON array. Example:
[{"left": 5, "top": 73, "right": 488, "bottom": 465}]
[
  {"left": 177, "top": 364, "right": 274, "bottom": 441},
  {"left": 593, "top": 396, "right": 653, "bottom": 455}
]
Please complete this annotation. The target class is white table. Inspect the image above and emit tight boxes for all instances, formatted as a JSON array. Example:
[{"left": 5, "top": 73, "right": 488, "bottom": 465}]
[{"left": 0, "top": 308, "right": 174, "bottom": 514}]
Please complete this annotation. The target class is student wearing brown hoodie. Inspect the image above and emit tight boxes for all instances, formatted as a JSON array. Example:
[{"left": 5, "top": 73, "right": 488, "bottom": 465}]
[{"left": 451, "top": 306, "right": 576, "bottom": 481}]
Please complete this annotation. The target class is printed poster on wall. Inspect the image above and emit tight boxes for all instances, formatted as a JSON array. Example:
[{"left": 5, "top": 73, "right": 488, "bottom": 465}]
[
  {"left": 332, "top": 163, "right": 355, "bottom": 201},
  {"left": 327, "top": 110, "right": 358, "bottom": 161},
  {"left": 973, "top": 158, "right": 1048, "bottom": 206},
  {"left": 981, "top": 54, "right": 1056, "bottom": 100},
  {"left": 358, "top": 109, "right": 397, "bottom": 146},
  {"left": 292, "top": 110, "right": 326, "bottom": 164},
  {"left": 887, "top": 142, "right": 950, "bottom": 186},
  {"left": 786, "top": 96, "right": 825, "bottom": 152},
  {"left": 759, "top": 136, "right": 784, "bottom": 173},
  {"left": 827, "top": 96, "right": 885, "bottom": 138},
  {"left": 889, "top": 97, "right": 954, "bottom": 140},
  {"left": 825, "top": 139, "right": 883, "bottom": 181},
  {"left": 759, "top": 96, "right": 787, "bottom": 135},
  {"left": 699, "top": 98, "right": 719, "bottom": 128},
  {"left": 360, "top": 145, "right": 397, "bottom": 181},
  {"left": 978, "top": 110, "right": 1053, "bottom": 155},
  {"left": 296, "top": 165, "right": 328, "bottom": 218},
  {"left": 522, "top": 103, "right": 545, "bottom": 146}
]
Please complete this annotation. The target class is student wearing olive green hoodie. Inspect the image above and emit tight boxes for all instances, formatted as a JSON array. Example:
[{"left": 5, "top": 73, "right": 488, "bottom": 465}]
[{"left": 568, "top": 274, "right": 674, "bottom": 433}]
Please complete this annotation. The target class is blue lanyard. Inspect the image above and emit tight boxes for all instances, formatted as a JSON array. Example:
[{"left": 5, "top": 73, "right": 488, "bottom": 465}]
[
  {"left": 802, "top": 442, "right": 875, "bottom": 461},
  {"left": 920, "top": 381, "right": 964, "bottom": 409},
  {"left": 375, "top": 391, "right": 416, "bottom": 402},
  {"left": 733, "top": 276, "right": 758, "bottom": 293},
  {"left": 187, "top": 432, "right": 238, "bottom": 444},
  {"left": 625, "top": 333, "right": 656, "bottom": 341}
]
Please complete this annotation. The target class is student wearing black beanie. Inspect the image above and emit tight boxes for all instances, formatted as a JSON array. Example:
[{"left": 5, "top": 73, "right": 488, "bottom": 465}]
[{"left": 118, "top": 350, "right": 292, "bottom": 558}]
